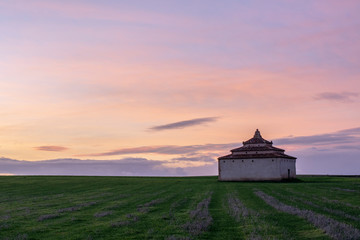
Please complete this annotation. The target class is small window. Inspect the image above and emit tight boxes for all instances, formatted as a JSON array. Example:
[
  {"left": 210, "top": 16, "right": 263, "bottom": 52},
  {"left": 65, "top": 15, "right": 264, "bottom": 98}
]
[
  {"left": 252, "top": 160, "right": 254, "bottom": 162},
  {"left": 272, "top": 159, "right": 274, "bottom": 162},
  {"left": 242, "top": 160, "right": 244, "bottom": 162},
  {"left": 223, "top": 161, "right": 225, "bottom": 163},
  {"left": 232, "top": 160, "right": 234, "bottom": 162}
]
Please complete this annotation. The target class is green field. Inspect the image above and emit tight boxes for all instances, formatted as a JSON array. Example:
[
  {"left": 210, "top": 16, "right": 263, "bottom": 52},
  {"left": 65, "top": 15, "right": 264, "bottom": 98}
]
[{"left": 0, "top": 176, "right": 359, "bottom": 240}]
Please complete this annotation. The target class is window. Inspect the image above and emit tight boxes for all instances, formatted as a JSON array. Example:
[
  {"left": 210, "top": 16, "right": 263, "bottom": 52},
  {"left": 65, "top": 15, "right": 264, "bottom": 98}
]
[{"left": 252, "top": 160, "right": 254, "bottom": 162}]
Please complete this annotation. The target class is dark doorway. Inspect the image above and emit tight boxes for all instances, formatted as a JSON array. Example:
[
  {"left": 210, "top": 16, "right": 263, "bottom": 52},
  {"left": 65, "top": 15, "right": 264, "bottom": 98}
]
[{"left": 288, "top": 169, "right": 290, "bottom": 179}]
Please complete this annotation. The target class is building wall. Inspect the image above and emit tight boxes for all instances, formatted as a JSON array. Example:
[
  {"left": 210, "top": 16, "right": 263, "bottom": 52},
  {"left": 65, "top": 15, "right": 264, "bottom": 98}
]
[
  {"left": 279, "top": 159, "right": 296, "bottom": 179},
  {"left": 218, "top": 158, "right": 296, "bottom": 181}
]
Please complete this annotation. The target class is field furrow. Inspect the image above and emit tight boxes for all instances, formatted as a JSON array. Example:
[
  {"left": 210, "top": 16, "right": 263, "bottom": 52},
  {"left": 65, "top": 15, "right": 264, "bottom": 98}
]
[{"left": 0, "top": 176, "right": 359, "bottom": 239}]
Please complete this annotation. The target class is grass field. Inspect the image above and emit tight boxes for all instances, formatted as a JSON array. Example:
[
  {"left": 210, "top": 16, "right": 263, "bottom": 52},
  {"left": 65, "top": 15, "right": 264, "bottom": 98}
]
[{"left": 0, "top": 176, "right": 359, "bottom": 240}]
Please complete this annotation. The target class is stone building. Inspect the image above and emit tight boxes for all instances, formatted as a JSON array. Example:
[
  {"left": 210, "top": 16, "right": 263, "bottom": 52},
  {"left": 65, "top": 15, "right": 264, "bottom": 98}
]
[{"left": 218, "top": 129, "right": 296, "bottom": 181}]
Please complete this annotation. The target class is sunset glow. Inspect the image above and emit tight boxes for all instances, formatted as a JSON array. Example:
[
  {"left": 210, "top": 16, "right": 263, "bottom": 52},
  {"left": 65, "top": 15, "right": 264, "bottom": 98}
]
[{"left": 1, "top": 0, "right": 359, "bottom": 175}]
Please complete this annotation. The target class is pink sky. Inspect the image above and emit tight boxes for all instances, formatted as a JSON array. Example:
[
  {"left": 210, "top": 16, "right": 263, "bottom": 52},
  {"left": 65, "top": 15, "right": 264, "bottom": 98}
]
[{"left": 0, "top": 0, "right": 360, "bottom": 175}]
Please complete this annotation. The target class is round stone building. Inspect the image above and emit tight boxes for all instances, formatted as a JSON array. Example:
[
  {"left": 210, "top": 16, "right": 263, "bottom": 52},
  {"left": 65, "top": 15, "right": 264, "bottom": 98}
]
[{"left": 218, "top": 129, "right": 296, "bottom": 181}]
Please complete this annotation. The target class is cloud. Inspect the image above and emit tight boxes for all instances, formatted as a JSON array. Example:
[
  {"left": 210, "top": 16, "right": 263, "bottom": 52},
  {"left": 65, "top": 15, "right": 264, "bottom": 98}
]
[
  {"left": 2, "top": 125, "right": 360, "bottom": 176},
  {"left": 0, "top": 157, "right": 214, "bottom": 176},
  {"left": 34, "top": 146, "right": 69, "bottom": 151},
  {"left": 79, "top": 143, "right": 239, "bottom": 157},
  {"left": 171, "top": 154, "right": 217, "bottom": 162},
  {"left": 275, "top": 127, "right": 360, "bottom": 147},
  {"left": 337, "top": 127, "right": 360, "bottom": 134},
  {"left": 334, "top": 145, "right": 360, "bottom": 151},
  {"left": 81, "top": 126, "right": 360, "bottom": 158},
  {"left": 0, "top": 1, "right": 194, "bottom": 28},
  {"left": 148, "top": 117, "right": 218, "bottom": 131},
  {"left": 314, "top": 92, "right": 359, "bottom": 102}
]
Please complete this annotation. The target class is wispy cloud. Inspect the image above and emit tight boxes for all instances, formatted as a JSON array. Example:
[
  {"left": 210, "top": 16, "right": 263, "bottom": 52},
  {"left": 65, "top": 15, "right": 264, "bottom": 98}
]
[
  {"left": 314, "top": 92, "right": 359, "bottom": 102},
  {"left": 148, "top": 117, "right": 218, "bottom": 131},
  {"left": 275, "top": 127, "right": 360, "bottom": 147},
  {"left": 79, "top": 143, "right": 239, "bottom": 157},
  {"left": 171, "top": 155, "right": 217, "bottom": 162},
  {"left": 34, "top": 146, "right": 69, "bottom": 152},
  {"left": 0, "top": 157, "right": 215, "bottom": 176},
  {"left": 81, "top": 126, "right": 360, "bottom": 158}
]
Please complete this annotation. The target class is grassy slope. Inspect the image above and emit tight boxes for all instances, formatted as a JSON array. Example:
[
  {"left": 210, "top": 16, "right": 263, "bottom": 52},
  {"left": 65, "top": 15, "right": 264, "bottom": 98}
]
[{"left": 0, "top": 176, "right": 359, "bottom": 239}]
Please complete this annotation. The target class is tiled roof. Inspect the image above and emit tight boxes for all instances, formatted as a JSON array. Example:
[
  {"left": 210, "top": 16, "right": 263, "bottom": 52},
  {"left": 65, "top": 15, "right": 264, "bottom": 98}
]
[
  {"left": 231, "top": 145, "right": 285, "bottom": 153},
  {"left": 218, "top": 152, "right": 296, "bottom": 160}
]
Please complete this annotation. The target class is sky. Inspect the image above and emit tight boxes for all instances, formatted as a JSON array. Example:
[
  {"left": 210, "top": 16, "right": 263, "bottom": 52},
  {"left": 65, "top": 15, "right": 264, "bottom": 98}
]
[{"left": 0, "top": 0, "right": 360, "bottom": 176}]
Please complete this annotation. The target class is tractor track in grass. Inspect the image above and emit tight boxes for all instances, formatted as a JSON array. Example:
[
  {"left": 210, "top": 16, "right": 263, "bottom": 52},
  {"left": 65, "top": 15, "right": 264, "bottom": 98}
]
[{"left": 255, "top": 190, "right": 360, "bottom": 240}]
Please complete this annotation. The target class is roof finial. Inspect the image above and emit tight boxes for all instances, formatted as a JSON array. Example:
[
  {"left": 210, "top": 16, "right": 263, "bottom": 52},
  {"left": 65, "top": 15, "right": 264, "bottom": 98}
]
[{"left": 254, "top": 129, "right": 262, "bottom": 138}]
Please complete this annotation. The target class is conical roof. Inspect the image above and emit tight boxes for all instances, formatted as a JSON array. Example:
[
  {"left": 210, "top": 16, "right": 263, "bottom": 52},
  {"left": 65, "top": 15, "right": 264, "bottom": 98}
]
[
  {"left": 243, "top": 129, "right": 272, "bottom": 144},
  {"left": 218, "top": 129, "right": 296, "bottom": 160}
]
